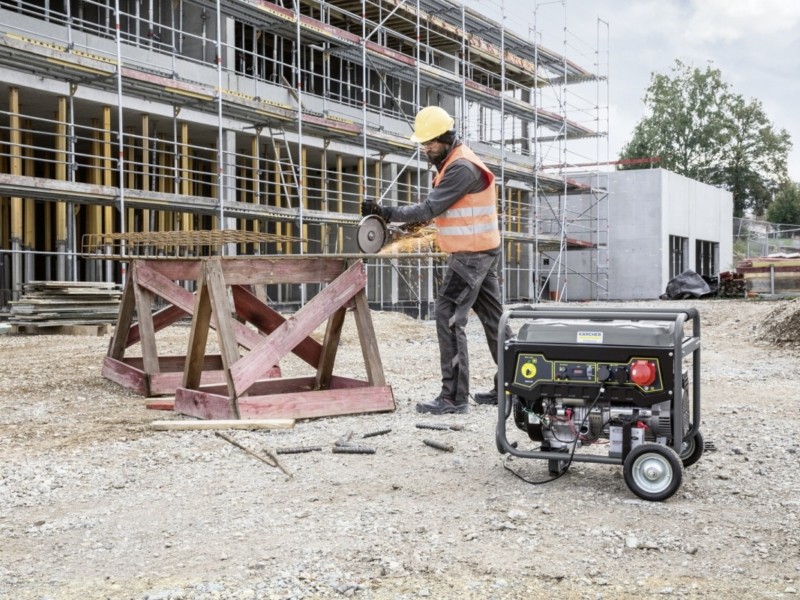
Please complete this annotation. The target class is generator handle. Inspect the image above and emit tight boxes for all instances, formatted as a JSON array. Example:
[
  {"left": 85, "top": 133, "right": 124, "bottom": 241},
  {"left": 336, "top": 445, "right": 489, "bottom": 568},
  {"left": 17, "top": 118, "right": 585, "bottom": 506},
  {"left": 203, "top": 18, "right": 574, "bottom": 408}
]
[{"left": 495, "top": 306, "right": 701, "bottom": 459}]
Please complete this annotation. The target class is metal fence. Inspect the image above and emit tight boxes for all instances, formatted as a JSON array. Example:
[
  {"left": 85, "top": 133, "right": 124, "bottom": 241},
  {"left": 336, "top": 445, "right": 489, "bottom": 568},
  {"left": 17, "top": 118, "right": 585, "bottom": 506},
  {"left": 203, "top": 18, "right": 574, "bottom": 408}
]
[{"left": 733, "top": 217, "right": 800, "bottom": 260}]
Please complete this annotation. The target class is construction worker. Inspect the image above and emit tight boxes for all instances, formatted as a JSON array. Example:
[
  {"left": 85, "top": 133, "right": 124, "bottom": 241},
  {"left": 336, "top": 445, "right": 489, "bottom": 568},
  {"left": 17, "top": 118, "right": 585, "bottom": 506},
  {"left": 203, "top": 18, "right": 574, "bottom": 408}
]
[{"left": 362, "top": 106, "right": 506, "bottom": 414}]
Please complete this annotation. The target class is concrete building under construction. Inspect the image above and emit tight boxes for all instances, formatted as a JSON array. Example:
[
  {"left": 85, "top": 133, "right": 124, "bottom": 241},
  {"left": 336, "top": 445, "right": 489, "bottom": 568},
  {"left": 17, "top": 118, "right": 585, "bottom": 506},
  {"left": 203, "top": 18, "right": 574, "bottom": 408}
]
[{"left": 0, "top": 0, "right": 611, "bottom": 315}]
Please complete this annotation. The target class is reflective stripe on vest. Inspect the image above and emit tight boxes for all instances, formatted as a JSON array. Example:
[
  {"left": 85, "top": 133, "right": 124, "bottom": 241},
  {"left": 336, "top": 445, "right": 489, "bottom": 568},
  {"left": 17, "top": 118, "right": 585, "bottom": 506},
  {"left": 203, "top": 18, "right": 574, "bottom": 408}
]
[{"left": 433, "top": 145, "right": 500, "bottom": 253}]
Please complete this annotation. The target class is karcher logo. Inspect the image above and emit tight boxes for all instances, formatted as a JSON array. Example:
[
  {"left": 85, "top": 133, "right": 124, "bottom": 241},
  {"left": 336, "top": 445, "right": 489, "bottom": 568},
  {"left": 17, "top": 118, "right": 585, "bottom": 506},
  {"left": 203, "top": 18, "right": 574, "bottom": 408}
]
[{"left": 577, "top": 331, "right": 603, "bottom": 344}]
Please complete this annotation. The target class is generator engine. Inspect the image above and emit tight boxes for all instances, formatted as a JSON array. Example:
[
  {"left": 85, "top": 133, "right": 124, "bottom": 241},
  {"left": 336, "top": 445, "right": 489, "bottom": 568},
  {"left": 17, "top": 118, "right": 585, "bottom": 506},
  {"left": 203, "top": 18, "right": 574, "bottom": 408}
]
[{"left": 496, "top": 307, "right": 703, "bottom": 501}]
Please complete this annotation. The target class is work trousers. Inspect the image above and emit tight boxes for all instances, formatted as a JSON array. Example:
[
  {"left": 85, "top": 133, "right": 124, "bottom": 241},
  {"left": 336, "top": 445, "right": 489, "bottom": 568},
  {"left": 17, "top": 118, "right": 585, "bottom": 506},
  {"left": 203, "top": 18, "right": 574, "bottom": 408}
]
[{"left": 435, "top": 248, "right": 509, "bottom": 402}]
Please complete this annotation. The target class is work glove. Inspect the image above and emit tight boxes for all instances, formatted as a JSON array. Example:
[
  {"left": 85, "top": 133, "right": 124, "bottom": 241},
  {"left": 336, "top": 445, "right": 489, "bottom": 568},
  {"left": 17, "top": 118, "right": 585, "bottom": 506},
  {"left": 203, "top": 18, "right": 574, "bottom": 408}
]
[{"left": 361, "top": 200, "right": 393, "bottom": 223}]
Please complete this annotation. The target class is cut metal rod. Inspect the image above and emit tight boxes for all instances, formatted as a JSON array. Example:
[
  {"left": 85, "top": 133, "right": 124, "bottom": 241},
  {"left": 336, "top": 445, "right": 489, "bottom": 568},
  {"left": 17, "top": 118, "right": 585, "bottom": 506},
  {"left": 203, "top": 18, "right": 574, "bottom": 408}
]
[
  {"left": 423, "top": 439, "right": 454, "bottom": 452},
  {"left": 416, "top": 423, "right": 462, "bottom": 431},
  {"left": 332, "top": 445, "right": 376, "bottom": 455},
  {"left": 275, "top": 445, "right": 323, "bottom": 454},
  {"left": 361, "top": 427, "right": 392, "bottom": 438},
  {"left": 416, "top": 423, "right": 450, "bottom": 431}
]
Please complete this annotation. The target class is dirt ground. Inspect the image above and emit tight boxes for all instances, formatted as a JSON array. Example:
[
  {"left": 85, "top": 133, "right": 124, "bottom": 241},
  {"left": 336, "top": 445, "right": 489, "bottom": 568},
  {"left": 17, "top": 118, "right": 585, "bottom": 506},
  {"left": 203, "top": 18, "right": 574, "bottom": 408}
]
[{"left": 1, "top": 298, "right": 799, "bottom": 599}]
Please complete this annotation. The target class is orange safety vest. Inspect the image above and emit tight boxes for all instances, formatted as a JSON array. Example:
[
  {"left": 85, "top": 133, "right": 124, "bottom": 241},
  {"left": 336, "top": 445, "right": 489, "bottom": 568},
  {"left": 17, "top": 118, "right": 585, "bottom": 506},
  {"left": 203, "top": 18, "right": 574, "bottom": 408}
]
[{"left": 433, "top": 145, "right": 500, "bottom": 253}]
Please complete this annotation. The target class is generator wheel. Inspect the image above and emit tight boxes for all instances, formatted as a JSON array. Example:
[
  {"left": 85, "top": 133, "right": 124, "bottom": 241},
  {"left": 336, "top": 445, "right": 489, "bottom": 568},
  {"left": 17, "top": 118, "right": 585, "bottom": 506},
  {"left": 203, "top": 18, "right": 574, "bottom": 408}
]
[
  {"left": 679, "top": 429, "right": 704, "bottom": 468},
  {"left": 623, "top": 443, "right": 683, "bottom": 501}
]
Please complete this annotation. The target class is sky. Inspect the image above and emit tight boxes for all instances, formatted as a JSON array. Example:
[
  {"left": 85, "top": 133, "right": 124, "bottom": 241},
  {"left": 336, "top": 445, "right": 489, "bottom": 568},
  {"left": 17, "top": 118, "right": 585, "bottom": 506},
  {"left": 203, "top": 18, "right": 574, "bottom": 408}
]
[{"left": 464, "top": 0, "right": 800, "bottom": 180}]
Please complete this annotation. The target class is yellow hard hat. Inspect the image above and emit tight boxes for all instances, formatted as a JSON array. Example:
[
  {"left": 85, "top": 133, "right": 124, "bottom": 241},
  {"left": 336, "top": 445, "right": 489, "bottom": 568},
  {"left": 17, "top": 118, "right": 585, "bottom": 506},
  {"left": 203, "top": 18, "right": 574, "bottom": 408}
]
[{"left": 410, "top": 106, "right": 455, "bottom": 143}]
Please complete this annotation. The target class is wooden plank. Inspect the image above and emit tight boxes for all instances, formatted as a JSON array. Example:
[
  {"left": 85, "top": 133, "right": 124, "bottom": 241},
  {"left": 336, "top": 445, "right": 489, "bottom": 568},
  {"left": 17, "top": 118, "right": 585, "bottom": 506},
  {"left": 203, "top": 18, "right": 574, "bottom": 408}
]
[
  {"left": 146, "top": 259, "right": 202, "bottom": 281},
  {"left": 15, "top": 323, "right": 113, "bottom": 336},
  {"left": 150, "top": 419, "right": 295, "bottom": 431},
  {"left": 150, "top": 371, "right": 217, "bottom": 396},
  {"left": 159, "top": 355, "right": 225, "bottom": 371},
  {"left": 137, "top": 262, "right": 263, "bottom": 350},
  {"left": 220, "top": 257, "right": 347, "bottom": 285},
  {"left": 230, "top": 284, "right": 322, "bottom": 366},
  {"left": 174, "top": 387, "right": 236, "bottom": 420},
  {"left": 205, "top": 258, "right": 242, "bottom": 418},
  {"left": 145, "top": 398, "right": 175, "bottom": 411},
  {"left": 108, "top": 272, "right": 136, "bottom": 359},
  {"left": 132, "top": 278, "right": 159, "bottom": 375},
  {"left": 315, "top": 306, "right": 347, "bottom": 389},
  {"left": 351, "top": 287, "right": 386, "bottom": 386},
  {"left": 118, "top": 355, "right": 222, "bottom": 371},
  {"left": 101, "top": 356, "right": 149, "bottom": 396},
  {"left": 150, "top": 364, "right": 282, "bottom": 396},
  {"left": 183, "top": 266, "right": 213, "bottom": 391},
  {"left": 247, "top": 374, "right": 374, "bottom": 395},
  {"left": 229, "top": 260, "right": 366, "bottom": 396},
  {"left": 126, "top": 303, "right": 187, "bottom": 348},
  {"left": 236, "top": 386, "right": 395, "bottom": 420}
]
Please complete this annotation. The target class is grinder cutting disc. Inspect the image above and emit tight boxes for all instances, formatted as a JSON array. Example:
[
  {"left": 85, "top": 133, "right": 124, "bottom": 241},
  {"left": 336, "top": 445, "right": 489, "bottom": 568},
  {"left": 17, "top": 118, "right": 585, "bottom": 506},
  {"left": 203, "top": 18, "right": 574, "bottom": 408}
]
[{"left": 357, "top": 214, "right": 388, "bottom": 253}]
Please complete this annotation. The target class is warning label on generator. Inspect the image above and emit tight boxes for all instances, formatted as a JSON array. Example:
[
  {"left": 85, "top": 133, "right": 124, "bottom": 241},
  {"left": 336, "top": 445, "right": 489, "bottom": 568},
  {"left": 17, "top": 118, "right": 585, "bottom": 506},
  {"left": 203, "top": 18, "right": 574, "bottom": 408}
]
[{"left": 576, "top": 331, "right": 604, "bottom": 344}]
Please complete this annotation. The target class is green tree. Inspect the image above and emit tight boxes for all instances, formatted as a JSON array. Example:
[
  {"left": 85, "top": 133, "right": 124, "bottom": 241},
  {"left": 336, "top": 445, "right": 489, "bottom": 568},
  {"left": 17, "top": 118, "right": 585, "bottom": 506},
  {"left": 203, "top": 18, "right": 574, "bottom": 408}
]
[
  {"left": 620, "top": 60, "right": 792, "bottom": 217},
  {"left": 766, "top": 182, "right": 800, "bottom": 226}
]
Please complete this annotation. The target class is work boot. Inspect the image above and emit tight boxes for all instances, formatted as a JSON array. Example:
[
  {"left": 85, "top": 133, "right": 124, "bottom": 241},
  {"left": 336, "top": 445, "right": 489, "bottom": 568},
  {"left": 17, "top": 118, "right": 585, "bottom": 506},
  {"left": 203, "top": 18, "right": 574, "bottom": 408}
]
[
  {"left": 474, "top": 373, "right": 499, "bottom": 405},
  {"left": 473, "top": 388, "right": 498, "bottom": 405},
  {"left": 415, "top": 395, "right": 468, "bottom": 415}
]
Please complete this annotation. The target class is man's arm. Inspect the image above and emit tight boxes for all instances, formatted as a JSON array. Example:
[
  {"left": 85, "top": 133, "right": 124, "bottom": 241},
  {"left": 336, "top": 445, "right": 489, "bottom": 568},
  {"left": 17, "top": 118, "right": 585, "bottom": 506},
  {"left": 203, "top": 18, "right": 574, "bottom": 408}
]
[{"left": 389, "top": 159, "right": 488, "bottom": 224}]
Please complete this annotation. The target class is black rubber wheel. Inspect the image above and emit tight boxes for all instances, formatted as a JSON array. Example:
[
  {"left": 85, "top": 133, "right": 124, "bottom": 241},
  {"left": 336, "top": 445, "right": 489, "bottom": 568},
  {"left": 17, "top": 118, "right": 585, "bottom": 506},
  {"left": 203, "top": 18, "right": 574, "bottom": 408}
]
[
  {"left": 679, "top": 429, "right": 704, "bottom": 468},
  {"left": 623, "top": 443, "right": 684, "bottom": 501}
]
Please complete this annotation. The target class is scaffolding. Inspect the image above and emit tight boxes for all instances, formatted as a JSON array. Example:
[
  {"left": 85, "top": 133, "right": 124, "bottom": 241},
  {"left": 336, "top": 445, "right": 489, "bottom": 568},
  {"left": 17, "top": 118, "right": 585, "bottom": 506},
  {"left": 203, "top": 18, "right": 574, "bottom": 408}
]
[{"left": 0, "top": 0, "right": 609, "bottom": 313}]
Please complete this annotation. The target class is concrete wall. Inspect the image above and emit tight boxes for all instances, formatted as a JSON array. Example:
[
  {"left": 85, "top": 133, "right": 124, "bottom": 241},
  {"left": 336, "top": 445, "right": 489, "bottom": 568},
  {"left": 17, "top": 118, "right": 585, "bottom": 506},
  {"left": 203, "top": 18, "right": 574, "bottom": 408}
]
[
  {"left": 608, "top": 169, "right": 665, "bottom": 300},
  {"left": 564, "top": 168, "right": 733, "bottom": 300},
  {"left": 661, "top": 170, "right": 734, "bottom": 273}
]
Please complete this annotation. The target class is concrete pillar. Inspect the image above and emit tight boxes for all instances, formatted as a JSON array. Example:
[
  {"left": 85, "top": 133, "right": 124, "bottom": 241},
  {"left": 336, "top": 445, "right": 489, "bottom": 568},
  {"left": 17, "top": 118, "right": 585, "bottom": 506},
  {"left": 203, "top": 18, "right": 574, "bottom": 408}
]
[{"left": 222, "top": 128, "right": 237, "bottom": 256}]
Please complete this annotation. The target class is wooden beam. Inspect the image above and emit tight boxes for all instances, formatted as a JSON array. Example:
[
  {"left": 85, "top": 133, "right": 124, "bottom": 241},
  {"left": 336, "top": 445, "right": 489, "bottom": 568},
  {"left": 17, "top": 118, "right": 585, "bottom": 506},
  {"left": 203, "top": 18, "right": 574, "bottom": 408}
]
[
  {"left": 183, "top": 263, "right": 213, "bottom": 391},
  {"left": 151, "top": 419, "right": 294, "bottom": 431},
  {"left": 135, "top": 261, "right": 262, "bottom": 349},
  {"left": 351, "top": 287, "right": 386, "bottom": 386},
  {"left": 108, "top": 273, "right": 136, "bottom": 360},
  {"left": 132, "top": 274, "right": 159, "bottom": 375},
  {"left": 230, "top": 284, "right": 322, "bottom": 366},
  {"left": 315, "top": 306, "right": 346, "bottom": 390},
  {"left": 205, "top": 258, "right": 242, "bottom": 418},
  {"left": 219, "top": 257, "right": 347, "bottom": 285}
]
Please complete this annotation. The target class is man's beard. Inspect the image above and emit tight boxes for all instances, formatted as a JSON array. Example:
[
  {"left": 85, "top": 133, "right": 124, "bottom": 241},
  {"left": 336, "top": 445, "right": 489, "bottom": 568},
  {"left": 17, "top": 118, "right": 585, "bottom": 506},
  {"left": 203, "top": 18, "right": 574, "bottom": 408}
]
[{"left": 425, "top": 145, "right": 449, "bottom": 167}]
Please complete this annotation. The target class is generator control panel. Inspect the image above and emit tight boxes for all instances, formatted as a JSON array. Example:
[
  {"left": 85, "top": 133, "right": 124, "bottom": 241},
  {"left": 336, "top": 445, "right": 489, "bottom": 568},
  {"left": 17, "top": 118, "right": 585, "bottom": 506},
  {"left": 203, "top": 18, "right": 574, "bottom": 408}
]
[
  {"left": 507, "top": 346, "right": 674, "bottom": 406},
  {"left": 513, "top": 354, "right": 664, "bottom": 391}
]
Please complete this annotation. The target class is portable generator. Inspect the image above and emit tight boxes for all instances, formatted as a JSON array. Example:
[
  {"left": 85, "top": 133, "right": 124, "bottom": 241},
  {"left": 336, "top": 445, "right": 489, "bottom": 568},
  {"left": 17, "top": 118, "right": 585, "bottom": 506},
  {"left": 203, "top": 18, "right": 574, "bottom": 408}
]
[{"left": 495, "top": 306, "right": 703, "bottom": 501}]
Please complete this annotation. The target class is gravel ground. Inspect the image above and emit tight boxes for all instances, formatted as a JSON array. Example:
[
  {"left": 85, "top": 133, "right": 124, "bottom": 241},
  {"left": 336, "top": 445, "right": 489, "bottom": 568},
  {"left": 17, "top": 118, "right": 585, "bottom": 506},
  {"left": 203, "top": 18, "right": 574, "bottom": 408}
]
[{"left": 1, "top": 298, "right": 799, "bottom": 600}]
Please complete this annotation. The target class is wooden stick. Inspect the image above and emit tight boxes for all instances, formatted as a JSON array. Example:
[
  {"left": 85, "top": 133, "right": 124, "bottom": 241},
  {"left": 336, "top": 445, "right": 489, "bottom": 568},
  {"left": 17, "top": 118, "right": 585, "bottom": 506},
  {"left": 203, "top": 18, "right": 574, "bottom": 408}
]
[
  {"left": 214, "top": 431, "right": 277, "bottom": 468},
  {"left": 151, "top": 419, "right": 295, "bottom": 431},
  {"left": 263, "top": 446, "right": 293, "bottom": 478}
]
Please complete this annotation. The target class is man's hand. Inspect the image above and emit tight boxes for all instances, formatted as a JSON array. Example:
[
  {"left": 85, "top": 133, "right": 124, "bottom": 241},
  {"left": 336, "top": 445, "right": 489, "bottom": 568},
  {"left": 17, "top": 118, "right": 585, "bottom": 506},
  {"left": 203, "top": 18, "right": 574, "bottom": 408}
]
[{"left": 361, "top": 200, "right": 393, "bottom": 222}]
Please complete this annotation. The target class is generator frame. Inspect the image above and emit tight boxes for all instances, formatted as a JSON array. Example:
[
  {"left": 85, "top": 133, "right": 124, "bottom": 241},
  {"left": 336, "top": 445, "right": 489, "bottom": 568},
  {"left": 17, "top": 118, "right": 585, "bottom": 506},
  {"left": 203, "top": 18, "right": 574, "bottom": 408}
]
[{"left": 495, "top": 306, "right": 701, "bottom": 500}]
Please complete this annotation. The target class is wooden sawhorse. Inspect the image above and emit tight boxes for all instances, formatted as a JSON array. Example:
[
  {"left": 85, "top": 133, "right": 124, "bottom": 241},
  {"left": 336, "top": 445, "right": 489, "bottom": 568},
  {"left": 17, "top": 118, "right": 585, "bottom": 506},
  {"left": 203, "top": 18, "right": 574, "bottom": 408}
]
[
  {"left": 102, "top": 258, "right": 279, "bottom": 396},
  {"left": 174, "top": 256, "right": 395, "bottom": 420}
]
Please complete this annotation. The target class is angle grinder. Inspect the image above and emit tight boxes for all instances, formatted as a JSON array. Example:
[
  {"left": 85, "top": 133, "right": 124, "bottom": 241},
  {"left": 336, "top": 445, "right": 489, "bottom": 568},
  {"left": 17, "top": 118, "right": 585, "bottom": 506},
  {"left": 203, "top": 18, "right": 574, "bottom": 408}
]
[{"left": 357, "top": 214, "right": 403, "bottom": 253}]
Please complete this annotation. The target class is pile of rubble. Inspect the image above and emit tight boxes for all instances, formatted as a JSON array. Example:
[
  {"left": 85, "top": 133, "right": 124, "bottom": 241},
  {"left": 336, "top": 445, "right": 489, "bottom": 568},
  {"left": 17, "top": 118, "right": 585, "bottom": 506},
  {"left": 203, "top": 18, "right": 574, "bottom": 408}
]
[{"left": 756, "top": 298, "right": 800, "bottom": 346}]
